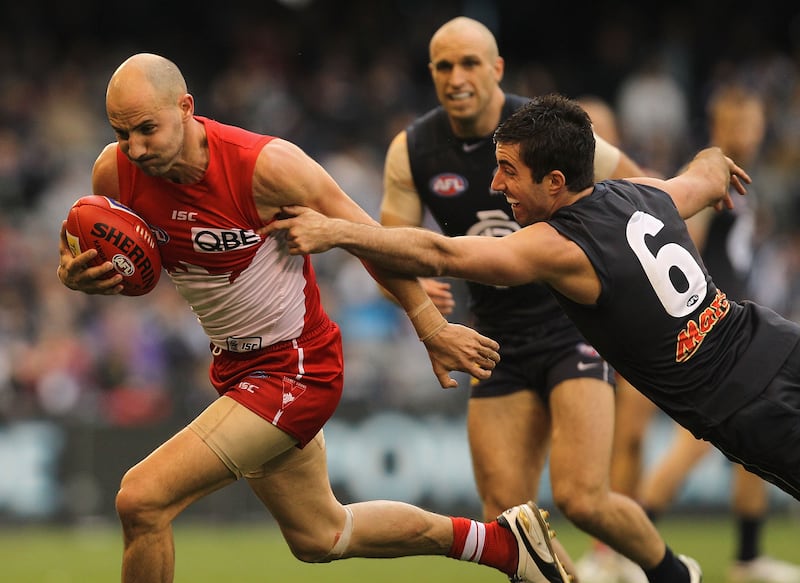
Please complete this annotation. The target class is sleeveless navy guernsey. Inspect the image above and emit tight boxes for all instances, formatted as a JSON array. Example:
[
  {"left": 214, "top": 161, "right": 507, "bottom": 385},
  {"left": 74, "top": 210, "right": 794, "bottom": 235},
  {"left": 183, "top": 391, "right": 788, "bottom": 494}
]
[
  {"left": 547, "top": 180, "right": 800, "bottom": 433},
  {"left": 406, "top": 94, "right": 571, "bottom": 347}
]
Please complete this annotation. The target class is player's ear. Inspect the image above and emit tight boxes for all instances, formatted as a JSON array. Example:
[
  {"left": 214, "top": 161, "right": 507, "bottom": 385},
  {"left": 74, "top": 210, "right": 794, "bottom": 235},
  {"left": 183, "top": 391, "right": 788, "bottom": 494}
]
[
  {"left": 495, "top": 56, "right": 504, "bottom": 82},
  {"left": 547, "top": 170, "right": 566, "bottom": 192},
  {"left": 178, "top": 93, "right": 194, "bottom": 120}
]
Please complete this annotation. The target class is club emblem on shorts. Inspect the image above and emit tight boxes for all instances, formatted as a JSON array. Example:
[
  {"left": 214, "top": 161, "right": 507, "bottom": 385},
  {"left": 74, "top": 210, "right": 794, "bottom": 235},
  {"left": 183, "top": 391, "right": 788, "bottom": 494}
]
[{"left": 281, "top": 377, "right": 307, "bottom": 409}]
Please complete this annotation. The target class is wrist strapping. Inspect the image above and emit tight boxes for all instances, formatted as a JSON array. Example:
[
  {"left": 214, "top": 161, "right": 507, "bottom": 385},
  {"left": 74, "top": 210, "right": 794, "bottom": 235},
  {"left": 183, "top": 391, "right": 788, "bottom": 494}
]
[
  {"left": 408, "top": 297, "right": 448, "bottom": 342},
  {"left": 419, "top": 320, "right": 448, "bottom": 342}
]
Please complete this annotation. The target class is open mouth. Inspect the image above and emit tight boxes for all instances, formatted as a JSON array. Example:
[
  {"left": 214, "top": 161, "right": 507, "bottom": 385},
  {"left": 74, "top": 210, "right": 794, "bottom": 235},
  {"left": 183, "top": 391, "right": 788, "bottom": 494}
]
[{"left": 448, "top": 91, "right": 473, "bottom": 101}]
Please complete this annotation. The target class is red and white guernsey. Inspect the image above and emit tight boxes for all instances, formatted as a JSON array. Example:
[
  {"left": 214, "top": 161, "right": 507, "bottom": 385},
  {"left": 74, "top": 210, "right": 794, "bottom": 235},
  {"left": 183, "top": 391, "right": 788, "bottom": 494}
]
[{"left": 116, "top": 117, "right": 328, "bottom": 352}]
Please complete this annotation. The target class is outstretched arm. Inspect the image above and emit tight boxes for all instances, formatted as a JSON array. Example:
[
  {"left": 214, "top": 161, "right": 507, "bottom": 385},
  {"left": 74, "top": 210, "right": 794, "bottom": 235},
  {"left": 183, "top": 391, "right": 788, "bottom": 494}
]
[
  {"left": 261, "top": 204, "right": 581, "bottom": 292},
  {"left": 255, "top": 139, "right": 499, "bottom": 388},
  {"left": 630, "top": 147, "right": 750, "bottom": 219}
]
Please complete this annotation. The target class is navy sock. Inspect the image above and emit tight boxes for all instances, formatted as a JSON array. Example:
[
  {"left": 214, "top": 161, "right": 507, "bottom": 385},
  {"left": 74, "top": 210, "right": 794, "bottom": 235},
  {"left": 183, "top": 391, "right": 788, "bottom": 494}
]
[
  {"left": 736, "top": 516, "right": 762, "bottom": 562},
  {"left": 644, "top": 547, "right": 688, "bottom": 583}
]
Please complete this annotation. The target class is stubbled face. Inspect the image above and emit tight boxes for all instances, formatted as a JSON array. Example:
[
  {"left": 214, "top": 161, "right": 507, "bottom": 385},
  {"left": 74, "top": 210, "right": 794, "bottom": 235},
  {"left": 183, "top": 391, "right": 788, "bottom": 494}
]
[
  {"left": 106, "top": 83, "right": 185, "bottom": 178},
  {"left": 429, "top": 28, "right": 502, "bottom": 133},
  {"left": 491, "top": 142, "right": 551, "bottom": 226}
]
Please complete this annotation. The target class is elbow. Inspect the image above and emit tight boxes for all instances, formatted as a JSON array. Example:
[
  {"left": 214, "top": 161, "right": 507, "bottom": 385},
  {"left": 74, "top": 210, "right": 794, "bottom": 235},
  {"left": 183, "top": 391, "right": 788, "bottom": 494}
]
[
  {"left": 426, "top": 244, "right": 455, "bottom": 278},
  {"left": 408, "top": 257, "right": 446, "bottom": 278},
  {"left": 429, "top": 262, "right": 449, "bottom": 278}
]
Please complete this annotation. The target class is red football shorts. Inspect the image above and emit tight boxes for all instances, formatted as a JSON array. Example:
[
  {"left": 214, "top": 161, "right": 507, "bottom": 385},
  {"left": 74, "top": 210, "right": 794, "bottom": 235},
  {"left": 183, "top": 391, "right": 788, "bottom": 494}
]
[{"left": 208, "top": 319, "right": 344, "bottom": 447}]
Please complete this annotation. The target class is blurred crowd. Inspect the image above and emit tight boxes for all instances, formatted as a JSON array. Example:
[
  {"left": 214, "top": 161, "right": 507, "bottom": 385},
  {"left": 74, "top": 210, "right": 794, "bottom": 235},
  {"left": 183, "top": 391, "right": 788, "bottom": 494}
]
[{"left": 2, "top": 1, "right": 800, "bottom": 428}]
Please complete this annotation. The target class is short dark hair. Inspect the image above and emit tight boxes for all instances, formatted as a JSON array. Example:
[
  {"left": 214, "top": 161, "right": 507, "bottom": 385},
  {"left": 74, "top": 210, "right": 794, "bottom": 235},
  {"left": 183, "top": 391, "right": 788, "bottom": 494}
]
[{"left": 494, "top": 94, "right": 595, "bottom": 191}]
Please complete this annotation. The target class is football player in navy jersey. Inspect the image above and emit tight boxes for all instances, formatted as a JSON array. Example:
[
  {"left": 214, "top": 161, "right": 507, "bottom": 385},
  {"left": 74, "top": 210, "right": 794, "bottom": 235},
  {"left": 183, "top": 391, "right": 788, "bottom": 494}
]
[
  {"left": 269, "top": 92, "right": 758, "bottom": 583},
  {"left": 625, "top": 85, "right": 800, "bottom": 583},
  {"left": 378, "top": 16, "right": 679, "bottom": 582}
]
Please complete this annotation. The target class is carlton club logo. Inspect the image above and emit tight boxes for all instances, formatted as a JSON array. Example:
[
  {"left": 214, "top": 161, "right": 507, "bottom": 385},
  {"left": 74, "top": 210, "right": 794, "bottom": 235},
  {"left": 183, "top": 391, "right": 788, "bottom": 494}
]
[{"left": 429, "top": 173, "right": 468, "bottom": 197}]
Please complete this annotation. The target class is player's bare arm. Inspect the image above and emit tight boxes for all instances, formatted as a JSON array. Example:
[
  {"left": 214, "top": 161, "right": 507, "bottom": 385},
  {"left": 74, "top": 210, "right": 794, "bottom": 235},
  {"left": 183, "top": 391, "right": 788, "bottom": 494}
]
[
  {"left": 610, "top": 151, "right": 645, "bottom": 179},
  {"left": 593, "top": 133, "right": 644, "bottom": 180},
  {"left": 267, "top": 206, "right": 601, "bottom": 305},
  {"left": 380, "top": 131, "right": 456, "bottom": 314},
  {"left": 255, "top": 139, "right": 500, "bottom": 387},
  {"left": 91, "top": 142, "right": 122, "bottom": 199},
  {"left": 57, "top": 143, "right": 124, "bottom": 295},
  {"left": 631, "top": 147, "right": 750, "bottom": 219}
]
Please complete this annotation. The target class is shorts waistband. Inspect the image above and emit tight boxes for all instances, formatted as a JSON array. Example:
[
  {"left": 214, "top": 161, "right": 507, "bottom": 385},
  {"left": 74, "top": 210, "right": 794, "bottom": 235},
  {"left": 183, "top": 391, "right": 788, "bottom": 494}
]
[{"left": 210, "top": 318, "right": 333, "bottom": 358}]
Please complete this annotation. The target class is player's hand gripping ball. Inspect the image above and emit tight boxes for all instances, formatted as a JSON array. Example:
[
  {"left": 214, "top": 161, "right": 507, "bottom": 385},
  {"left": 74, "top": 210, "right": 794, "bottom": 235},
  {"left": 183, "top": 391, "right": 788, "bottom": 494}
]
[{"left": 65, "top": 195, "right": 162, "bottom": 296}]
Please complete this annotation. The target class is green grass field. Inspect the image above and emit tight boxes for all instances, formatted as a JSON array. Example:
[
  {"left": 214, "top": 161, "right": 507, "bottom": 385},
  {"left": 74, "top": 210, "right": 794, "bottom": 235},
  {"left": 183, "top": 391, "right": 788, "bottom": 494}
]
[{"left": 1, "top": 514, "right": 798, "bottom": 582}]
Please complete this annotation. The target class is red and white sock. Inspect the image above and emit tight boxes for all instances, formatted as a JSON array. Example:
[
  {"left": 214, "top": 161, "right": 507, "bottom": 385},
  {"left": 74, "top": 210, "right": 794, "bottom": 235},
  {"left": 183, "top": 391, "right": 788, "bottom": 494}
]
[{"left": 448, "top": 517, "right": 517, "bottom": 576}]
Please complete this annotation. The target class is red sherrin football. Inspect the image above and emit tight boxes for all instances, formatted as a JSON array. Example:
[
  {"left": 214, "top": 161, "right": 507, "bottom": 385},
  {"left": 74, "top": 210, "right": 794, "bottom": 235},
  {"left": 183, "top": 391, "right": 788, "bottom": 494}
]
[{"left": 65, "top": 195, "right": 162, "bottom": 296}]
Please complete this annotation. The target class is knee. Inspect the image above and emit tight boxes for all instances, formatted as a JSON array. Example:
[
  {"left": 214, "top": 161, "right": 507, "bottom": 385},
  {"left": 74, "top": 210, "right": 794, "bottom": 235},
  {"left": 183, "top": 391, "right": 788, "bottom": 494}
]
[
  {"left": 285, "top": 528, "right": 345, "bottom": 564},
  {"left": 115, "top": 468, "right": 168, "bottom": 532},
  {"left": 551, "top": 482, "right": 604, "bottom": 529},
  {"left": 286, "top": 506, "right": 355, "bottom": 564},
  {"left": 286, "top": 537, "right": 334, "bottom": 563}
]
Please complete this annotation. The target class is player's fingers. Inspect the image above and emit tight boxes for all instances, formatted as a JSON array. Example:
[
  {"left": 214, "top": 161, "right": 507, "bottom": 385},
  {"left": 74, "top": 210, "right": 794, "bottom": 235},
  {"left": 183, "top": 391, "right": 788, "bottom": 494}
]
[
  {"left": 59, "top": 221, "right": 70, "bottom": 247},
  {"left": 481, "top": 353, "right": 498, "bottom": 369},
  {"left": 436, "top": 371, "right": 458, "bottom": 389},
  {"left": 731, "top": 175, "right": 747, "bottom": 196},
  {"left": 479, "top": 345, "right": 500, "bottom": 364},
  {"left": 471, "top": 364, "right": 492, "bottom": 380},
  {"left": 480, "top": 335, "right": 500, "bottom": 352}
]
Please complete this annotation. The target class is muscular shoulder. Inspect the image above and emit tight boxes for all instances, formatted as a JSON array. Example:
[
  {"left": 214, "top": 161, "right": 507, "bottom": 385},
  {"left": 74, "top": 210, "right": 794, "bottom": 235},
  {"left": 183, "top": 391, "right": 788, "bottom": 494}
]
[
  {"left": 256, "top": 138, "right": 305, "bottom": 176},
  {"left": 252, "top": 138, "right": 319, "bottom": 211},
  {"left": 384, "top": 131, "right": 412, "bottom": 192},
  {"left": 382, "top": 131, "right": 423, "bottom": 226},
  {"left": 252, "top": 138, "right": 364, "bottom": 221},
  {"left": 92, "top": 142, "right": 120, "bottom": 197},
  {"left": 592, "top": 134, "right": 622, "bottom": 180},
  {"left": 514, "top": 222, "right": 601, "bottom": 304}
]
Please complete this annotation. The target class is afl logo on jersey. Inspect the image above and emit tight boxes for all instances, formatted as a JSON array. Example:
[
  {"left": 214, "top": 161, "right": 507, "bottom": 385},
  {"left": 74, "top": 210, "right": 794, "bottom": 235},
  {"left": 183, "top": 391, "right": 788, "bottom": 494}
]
[{"left": 430, "top": 173, "right": 468, "bottom": 197}]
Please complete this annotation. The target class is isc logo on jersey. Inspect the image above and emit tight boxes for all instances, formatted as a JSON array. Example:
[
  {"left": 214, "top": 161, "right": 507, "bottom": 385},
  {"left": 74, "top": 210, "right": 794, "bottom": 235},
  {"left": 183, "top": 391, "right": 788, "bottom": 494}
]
[
  {"left": 430, "top": 173, "right": 468, "bottom": 197},
  {"left": 192, "top": 227, "right": 261, "bottom": 253}
]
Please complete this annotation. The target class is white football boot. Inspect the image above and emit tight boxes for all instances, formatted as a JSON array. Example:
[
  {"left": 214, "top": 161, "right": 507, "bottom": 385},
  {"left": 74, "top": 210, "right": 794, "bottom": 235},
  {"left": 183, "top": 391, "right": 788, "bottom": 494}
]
[{"left": 497, "top": 501, "right": 571, "bottom": 583}]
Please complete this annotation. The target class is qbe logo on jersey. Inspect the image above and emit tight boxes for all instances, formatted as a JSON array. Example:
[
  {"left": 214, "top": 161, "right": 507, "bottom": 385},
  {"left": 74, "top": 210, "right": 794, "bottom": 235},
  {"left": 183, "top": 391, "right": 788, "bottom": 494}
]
[
  {"left": 430, "top": 173, "right": 468, "bottom": 197},
  {"left": 192, "top": 227, "right": 261, "bottom": 253}
]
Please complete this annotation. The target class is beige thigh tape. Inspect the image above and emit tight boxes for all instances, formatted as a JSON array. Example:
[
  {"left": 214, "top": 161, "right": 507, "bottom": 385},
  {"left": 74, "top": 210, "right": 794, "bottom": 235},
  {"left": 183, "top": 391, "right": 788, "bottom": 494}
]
[{"left": 189, "top": 395, "right": 298, "bottom": 479}]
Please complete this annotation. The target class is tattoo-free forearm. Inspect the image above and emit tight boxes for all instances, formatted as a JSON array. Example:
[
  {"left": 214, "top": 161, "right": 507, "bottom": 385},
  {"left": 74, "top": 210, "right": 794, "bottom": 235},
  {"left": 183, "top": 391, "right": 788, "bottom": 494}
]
[{"left": 331, "top": 220, "right": 448, "bottom": 278}]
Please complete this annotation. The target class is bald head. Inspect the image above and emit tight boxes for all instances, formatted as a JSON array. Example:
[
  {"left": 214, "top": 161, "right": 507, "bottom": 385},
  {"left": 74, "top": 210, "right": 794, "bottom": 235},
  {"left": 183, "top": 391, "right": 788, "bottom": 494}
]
[
  {"left": 107, "top": 53, "right": 187, "bottom": 110},
  {"left": 429, "top": 17, "right": 499, "bottom": 62},
  {"left": 104, "top": 53, "right": 197, "bottom": 179},
  {"left": 426, "top": 17, "right": 504, "bottom": 137}
]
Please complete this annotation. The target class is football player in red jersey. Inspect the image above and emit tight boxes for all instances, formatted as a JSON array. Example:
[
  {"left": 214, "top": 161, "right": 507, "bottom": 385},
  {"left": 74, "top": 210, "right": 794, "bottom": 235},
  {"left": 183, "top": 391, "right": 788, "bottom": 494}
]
[{"left": 57, "top": 53, "right": 571, "bottom": 583}]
